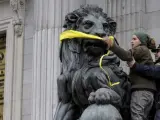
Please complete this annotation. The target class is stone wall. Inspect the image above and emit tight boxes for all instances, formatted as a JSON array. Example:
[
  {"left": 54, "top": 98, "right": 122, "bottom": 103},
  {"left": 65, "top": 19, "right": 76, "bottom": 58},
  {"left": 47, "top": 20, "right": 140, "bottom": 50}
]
[
  {"left": 0, "top": 1, "right": 12, "bottom": 19},
  {"left": 22, "top": 0, "right": 160, "bottom": 120},
  {"left": 146, "top": 0, "right": 160, "bottom": 44}
]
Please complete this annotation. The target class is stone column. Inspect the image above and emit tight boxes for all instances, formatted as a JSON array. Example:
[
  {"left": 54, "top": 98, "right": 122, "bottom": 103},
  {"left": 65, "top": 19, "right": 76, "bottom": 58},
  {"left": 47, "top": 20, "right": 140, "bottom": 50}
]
[
  {"left": 32, "top": 0, "right": 86, "bottom": 120},
  {"left": 7, "top": 0, "right": 25, "bottom": 120}
]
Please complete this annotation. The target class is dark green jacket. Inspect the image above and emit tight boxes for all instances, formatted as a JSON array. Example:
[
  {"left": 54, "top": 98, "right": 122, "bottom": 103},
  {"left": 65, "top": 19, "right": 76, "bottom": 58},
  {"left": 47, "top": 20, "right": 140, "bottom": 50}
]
[{"left": 110, "top": 43, "right": 156, "bottom": 91}]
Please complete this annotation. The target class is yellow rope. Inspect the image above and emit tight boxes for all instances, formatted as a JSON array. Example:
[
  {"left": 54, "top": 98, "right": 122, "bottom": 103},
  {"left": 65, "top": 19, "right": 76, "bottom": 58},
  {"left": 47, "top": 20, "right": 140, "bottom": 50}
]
[
  {"left": 60, "top": 30, "right": 120, "bottom": 87},
  {"left": 99, "top": 50, "right": 120, "bottom": 87}
]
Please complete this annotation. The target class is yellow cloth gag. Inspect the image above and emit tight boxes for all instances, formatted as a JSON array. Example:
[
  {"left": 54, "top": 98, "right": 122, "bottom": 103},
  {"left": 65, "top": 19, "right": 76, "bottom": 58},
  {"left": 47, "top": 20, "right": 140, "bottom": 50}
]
[
  {"left": 60, "top": 30, "right": 119, "bottom": 87},
  {"left": 60, "top": 30, "right": 103, "bottom": 41}
]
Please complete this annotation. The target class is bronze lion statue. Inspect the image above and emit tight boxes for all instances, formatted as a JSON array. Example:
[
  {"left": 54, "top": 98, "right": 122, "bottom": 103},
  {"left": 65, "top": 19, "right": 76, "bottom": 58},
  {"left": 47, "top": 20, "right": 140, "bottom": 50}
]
[{"left": 54, "top": 5, "right": 130, "bottom": 120}]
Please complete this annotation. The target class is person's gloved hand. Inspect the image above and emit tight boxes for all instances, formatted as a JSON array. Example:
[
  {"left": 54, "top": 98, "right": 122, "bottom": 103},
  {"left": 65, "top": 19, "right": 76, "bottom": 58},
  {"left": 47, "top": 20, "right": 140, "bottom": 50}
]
[
  {"left": 127, "top": 57, "right": 135, "bottom": 68},
  {"left": 103, "top": 36, "right": 114, "bottom": 49}
]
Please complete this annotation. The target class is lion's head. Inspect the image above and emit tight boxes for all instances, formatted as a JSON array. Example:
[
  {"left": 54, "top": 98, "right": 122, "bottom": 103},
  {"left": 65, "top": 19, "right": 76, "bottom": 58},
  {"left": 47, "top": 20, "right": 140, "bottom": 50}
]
[
  {"left": 62, "top": 4, "right": 116, "bottom": 56},
  {"left": 63, "top": 5, "right": 116, "bottom": 34}
]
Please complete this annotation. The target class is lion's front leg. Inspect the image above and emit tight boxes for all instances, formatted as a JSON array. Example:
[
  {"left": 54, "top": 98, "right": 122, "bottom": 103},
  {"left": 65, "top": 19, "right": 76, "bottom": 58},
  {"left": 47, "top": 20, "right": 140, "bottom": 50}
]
[
  {"left": 57, "top": 73, "right": 72, "bottom": 103},
  {"left": 54, "top": 101, "right": 81, "bottom": 120},
  {"left": 88, "top": 88, "right": 122, "bottom": 107}
]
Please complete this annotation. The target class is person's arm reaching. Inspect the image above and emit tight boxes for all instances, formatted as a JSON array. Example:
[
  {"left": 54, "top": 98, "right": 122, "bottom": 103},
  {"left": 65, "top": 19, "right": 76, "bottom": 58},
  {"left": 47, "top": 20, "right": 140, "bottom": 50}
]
[
  {"left": 111, "top": 42, "right": 133, "bottom": 61},
  {"left": 128, "top": 60, "right": 160, "bottom": 79},
  {"left": 103, "top": 37, "right": 133, "bottom": 61}
]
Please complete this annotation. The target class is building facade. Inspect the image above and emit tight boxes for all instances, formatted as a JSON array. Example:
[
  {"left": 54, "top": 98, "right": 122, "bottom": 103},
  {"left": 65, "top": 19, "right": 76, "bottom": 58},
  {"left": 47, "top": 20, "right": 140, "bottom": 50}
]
[{"left": 0, "top": 0, "right": 160, "bottom": 120}]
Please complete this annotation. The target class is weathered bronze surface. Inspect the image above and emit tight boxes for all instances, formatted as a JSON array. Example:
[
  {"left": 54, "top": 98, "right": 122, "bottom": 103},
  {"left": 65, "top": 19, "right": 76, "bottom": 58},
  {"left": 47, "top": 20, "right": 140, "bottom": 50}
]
[{"left": 54, "top": 5, "right": 130, "bottom": 120}]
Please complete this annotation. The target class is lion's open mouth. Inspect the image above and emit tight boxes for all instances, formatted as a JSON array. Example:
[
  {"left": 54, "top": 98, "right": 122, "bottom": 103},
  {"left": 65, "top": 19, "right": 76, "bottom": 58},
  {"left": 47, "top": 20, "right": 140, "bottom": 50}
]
[{"left": 83, "top": 39, "right": 108, "bottom": 56}]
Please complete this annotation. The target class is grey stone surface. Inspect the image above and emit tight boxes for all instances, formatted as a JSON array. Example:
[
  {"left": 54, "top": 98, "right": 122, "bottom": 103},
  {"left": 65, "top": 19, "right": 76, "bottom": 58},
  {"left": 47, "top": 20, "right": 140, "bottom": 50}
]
[
  {"left": 22, "top": 84, "right": 32, "bottom": 100},
  {"left": 23, "top": 54, "right": 32, "bottom": 70},
  {"left": 23, "top": 69, "right": 32, "bottom": 84},
  {"left": 24, "top": 38, "right": 33, "bottom": 55},
  {"left": 0, "top": 1, "right": 12, "bottom": 19},
  {"left": 146, "top": 0, "right": 160, "bottom": 12},
  {"left": 147, "top": 28, "right": 160, "bottom": 44},
  {"left": 22, "top": 100, "right": 31, "bottom": 115},
  {"left": 86, "top": 0, "right": 106, "bottom": 11},
  {"left": 22, "top": 0, "right": 34, "bottom": 120},
  {"left": 145, "top": 11, "right": 160, "bottom": 29},
  {"left": 22, "top": 115, "right": 31, "bottom": 120},
  {"left": 69, "top": 0, "right": 86, "bottom": 12},
  {"left": 25, "top": 0, "right": 34, "bottom": 26},
  {"left": 24, "top": 25, "right": 35, "bottom": 40}
]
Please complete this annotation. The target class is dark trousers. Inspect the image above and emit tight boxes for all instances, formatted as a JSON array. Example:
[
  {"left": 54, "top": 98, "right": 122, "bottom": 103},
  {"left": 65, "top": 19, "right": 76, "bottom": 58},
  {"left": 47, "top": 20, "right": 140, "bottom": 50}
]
[{"left": 130, "top": 91, "right": 154, "bottom": 120}]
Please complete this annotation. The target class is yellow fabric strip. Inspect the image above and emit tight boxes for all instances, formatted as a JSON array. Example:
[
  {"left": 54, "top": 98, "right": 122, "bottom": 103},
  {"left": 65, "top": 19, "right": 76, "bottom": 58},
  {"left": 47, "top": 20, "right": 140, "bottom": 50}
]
[
  {"left": 60, "top": 30, "right": 103, "bottom": 41},
  {"left": 60, "top": 30, "right": 119, "bottom": 87}
]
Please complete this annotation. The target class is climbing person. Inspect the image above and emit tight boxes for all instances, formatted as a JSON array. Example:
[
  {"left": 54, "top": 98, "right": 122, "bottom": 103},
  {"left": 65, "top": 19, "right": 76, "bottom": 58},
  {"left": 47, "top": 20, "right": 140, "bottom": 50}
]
[
  {"left": 127, "top": 44, "right": 160, "bottom": 120},
  {"left": 103, "top": 32, "right": 156, "bottom": 120}
]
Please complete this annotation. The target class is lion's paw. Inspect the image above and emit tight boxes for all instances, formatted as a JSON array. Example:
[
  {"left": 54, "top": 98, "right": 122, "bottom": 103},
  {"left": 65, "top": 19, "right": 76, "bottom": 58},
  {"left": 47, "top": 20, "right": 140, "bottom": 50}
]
[{"left": 88, "top": 88, "right": 121, "bottom": 106}]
